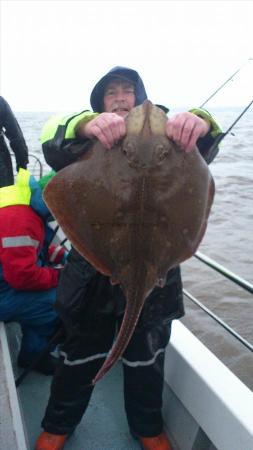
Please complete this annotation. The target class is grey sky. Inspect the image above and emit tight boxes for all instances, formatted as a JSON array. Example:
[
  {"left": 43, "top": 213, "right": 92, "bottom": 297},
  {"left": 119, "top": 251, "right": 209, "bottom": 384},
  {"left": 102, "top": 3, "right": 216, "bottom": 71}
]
[{"left": 1, "top": 0, "right": 253, "bottom": 111}]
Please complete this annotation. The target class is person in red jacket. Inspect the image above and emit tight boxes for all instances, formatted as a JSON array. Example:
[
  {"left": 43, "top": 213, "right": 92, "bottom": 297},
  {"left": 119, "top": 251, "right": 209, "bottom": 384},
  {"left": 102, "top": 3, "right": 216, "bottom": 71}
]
[{"left": 0, "top": 168, "right": 66, "bottom": 374}]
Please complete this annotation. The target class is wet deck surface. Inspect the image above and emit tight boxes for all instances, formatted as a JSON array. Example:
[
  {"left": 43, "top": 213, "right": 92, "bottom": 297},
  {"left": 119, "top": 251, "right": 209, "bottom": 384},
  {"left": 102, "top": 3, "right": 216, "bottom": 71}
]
[{"left": 7, "top": 323, "right": 141, "bottom": 450}]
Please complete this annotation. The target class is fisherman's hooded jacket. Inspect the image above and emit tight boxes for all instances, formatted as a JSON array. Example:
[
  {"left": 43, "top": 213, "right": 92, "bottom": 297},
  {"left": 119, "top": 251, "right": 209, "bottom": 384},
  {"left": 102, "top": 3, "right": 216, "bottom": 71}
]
[{"left": 40, "top": 66, "right": 222, "bottom": 327}]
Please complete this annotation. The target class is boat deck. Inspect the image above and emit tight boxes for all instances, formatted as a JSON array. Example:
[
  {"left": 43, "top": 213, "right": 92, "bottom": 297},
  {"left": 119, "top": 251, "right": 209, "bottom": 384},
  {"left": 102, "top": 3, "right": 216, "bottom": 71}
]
[
  {"left": 7, "top": 322, "right": 141, "bottom": 450},
  {"left": 3, "top": 317, "right": 253, "bottom": 450}
]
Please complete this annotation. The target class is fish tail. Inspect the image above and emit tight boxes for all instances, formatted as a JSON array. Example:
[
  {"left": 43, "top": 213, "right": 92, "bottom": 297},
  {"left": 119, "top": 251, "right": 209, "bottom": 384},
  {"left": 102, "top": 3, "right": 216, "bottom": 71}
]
[{"left": 92, "top": 291, "right": 145, "bottom": 384}]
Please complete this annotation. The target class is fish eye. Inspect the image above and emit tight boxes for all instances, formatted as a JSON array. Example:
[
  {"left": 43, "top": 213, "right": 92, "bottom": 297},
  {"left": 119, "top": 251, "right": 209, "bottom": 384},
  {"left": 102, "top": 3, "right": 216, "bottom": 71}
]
[
  {"left": 155, "top": 144, "right": 169, "bottom": 161},
  {"left": 123, "top": 141, "right": 135, "bottom": 155}
]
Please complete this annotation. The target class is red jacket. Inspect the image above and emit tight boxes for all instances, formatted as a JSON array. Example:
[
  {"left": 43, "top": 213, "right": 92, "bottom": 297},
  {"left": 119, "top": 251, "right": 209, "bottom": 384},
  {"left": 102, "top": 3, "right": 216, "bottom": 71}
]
[{"left": 0, "top": 204, "right": 60, "bottom": 291}]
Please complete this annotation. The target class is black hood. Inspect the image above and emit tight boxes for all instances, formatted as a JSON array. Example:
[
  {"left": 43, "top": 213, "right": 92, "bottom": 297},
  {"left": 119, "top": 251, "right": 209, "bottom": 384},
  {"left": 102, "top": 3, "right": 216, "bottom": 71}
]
[{"left": 90, "top": 66, "right": 148, "bottom": 113}]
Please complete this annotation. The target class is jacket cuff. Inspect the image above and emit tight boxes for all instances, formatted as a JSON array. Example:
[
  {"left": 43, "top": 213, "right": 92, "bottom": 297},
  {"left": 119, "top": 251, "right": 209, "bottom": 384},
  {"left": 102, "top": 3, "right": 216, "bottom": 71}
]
[
  {"left": 65, "top": 111, "right": 99, "bottom": 139},
  {"left": 189, "top": 107, "right": 222, "bottom": 138},
  {"left": 48, "top": 244, "right": 67, "bottom": 265}
]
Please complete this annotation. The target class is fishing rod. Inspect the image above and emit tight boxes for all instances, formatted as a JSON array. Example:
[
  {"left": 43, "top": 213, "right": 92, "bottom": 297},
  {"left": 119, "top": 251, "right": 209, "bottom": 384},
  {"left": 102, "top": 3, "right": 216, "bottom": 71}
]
[
  {"left": 192, "top": 58, "right": 253, "bottom": 158},
  {"left": 200, "top": 58, "right": 253, "bottom": 108},
  {"left": 206, "top": 96, "right": 253, "bottom": 156},
  {"left": 220, "top": 97, "right": 253, "bottom": 140}
]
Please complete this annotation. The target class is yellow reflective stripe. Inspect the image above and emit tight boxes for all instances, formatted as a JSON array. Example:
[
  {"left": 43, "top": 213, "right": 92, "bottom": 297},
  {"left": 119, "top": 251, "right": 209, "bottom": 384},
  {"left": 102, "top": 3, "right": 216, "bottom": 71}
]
[
  {"left": 2, "top": 236, "right": 39, "bottom": 248},
  {"left": 0, "top": 168, "right": 31, "bottom": 208}
]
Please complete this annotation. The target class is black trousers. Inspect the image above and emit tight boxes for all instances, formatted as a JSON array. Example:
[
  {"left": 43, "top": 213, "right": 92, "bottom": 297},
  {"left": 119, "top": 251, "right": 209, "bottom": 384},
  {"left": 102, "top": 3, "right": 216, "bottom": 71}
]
[
  {"left": 41, "top": 248, "right": 181, "bottom": 436},
  {"left": 42, "top": 313, "right": 171, "bottom": 437}
]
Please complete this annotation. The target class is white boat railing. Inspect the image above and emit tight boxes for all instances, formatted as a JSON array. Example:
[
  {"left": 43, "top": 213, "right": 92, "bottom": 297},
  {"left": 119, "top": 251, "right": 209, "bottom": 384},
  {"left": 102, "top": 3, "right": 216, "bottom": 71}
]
[
  {"left": 195, "top": 251, "right": 253, "bottom": 295},
  {"left": 183, "top": 251, "right": 253, "bottom": 353},
  {"left": 163, "top": 321, "right": 253, "bottom": 450}
]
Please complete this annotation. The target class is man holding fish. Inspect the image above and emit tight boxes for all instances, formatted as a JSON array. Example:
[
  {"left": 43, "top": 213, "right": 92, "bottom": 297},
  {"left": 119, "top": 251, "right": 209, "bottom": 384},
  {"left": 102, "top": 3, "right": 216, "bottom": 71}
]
[{"left": 36, "top": 67, "right": 221, "bottom": 450}]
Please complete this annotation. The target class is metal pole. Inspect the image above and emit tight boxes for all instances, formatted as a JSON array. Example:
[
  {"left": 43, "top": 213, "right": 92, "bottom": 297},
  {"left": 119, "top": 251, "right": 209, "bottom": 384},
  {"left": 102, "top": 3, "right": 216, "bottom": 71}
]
[
  {"left": 183, "top": 289, "right": 253, "bottom": 352},
  {"left": 194, "top": 251, "right": 253, "bottom": 295},
  {"left": 29, "top": 153, "right": 43, "bottom": 178}
]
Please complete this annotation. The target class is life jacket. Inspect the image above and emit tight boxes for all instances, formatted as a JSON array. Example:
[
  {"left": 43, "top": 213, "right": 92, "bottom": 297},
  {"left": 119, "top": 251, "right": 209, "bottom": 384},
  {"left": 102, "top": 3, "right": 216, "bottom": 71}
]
[{"left": 0, "top": 168, "right": 54, "bottom": 219}]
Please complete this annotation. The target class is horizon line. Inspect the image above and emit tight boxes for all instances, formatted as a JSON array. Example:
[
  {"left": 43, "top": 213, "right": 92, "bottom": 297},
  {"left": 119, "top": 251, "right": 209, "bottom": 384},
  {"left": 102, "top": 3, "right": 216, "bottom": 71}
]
[{"left": 14, "top": 105, "right": 249, "bottom": 113}]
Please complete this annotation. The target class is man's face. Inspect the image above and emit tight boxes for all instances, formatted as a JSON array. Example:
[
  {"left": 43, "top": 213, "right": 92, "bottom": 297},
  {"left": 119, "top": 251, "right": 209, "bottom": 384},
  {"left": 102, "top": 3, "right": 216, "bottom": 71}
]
[{"left": 103, "top": 80, "right": 135, "bottom": 117}]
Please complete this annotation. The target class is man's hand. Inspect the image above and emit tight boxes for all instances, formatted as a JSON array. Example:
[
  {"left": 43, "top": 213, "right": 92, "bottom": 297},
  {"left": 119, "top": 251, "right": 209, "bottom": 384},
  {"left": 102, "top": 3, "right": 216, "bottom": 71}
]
[
  {"left": 166, "top": 112, "right": 210, "bottom": 153},
  {"left": 77, "top": 113, "right": 126, "bottom": 150}
]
